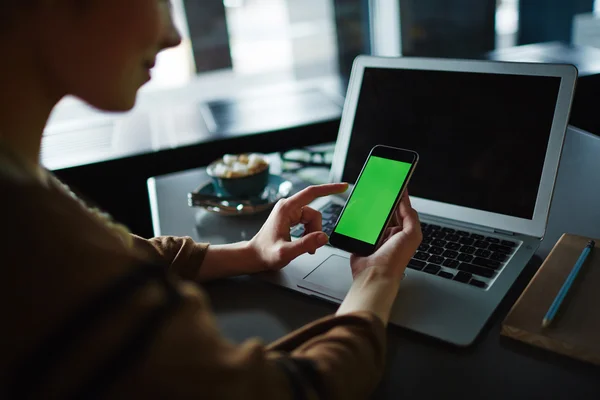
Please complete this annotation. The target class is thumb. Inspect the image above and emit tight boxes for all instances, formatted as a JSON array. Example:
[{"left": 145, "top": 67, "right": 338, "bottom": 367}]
[
  {"left": 378, "top": 229, "right": 407, "bottom": 252},
  {"left": 282, "top": 232, "right": 329, "bottom": 260}
]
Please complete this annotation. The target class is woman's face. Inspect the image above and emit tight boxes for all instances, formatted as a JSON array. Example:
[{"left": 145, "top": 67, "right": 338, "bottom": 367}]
[{"left": 34, "top": 0, "right": 182, "bottom": 111}]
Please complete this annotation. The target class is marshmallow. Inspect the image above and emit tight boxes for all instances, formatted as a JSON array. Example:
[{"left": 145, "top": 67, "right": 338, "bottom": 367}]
[
  {"left": 222, "top": 154, "right": 237, "bottom": 166},
  {"left": 247, "top": 154, "right": 263, "bottom": 169},
  {"left": 232, "top": 162, "right": 248, "bottom": 174},
  {"left": 213, "top": 163, "right": 230, "bottom": 178}
]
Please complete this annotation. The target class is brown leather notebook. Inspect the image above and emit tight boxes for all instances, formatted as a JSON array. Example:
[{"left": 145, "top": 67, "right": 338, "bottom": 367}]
[{"left": 501, "top": 233, "right": 600, "bottom": 365}]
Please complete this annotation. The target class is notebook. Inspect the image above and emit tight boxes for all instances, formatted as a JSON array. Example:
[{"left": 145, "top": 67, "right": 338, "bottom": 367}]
[{"left": 502, "top": 234, "right": 600, "bottom": 365}]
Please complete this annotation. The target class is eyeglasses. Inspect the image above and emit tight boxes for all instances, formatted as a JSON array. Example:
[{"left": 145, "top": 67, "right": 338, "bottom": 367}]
[{"left": 279, "top": 148, "right": 334, "bottom": 172}]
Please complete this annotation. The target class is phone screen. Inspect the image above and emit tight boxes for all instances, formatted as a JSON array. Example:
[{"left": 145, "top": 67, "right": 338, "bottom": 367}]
[{"left": 334, "top": 156, "right": 412, "bottom": 245}]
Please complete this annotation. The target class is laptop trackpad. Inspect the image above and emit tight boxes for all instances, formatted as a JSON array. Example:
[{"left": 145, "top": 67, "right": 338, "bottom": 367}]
[{"left": 298, "top": 255, "right": 353, "bottom": 301}]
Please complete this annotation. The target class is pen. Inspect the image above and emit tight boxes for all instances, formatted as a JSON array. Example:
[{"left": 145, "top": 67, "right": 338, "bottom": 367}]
[{"left": 542, "top": 240, "right": 596, "bottom": 328}]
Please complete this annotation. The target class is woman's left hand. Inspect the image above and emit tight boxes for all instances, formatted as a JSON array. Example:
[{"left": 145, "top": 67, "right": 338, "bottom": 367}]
[{"left": 248, "top": 183, "right": 349, "bottom": 271}]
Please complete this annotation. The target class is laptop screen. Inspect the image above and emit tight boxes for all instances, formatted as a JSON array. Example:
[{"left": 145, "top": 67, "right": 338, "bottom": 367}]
[{"left": 341, "top": 67, "right": 562, "bottom": 220}]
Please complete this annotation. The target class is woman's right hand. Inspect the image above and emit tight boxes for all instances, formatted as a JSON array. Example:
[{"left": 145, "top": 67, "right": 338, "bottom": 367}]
[
  {"left": 349, "top": 192, "right": 422, "bottom": 281},
  {"left": 337, "top": 193, "right": 422, "bottom": 325}
]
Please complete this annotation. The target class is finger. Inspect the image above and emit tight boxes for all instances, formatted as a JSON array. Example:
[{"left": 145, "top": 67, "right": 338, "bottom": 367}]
[
  {"left": 382, "top": 226, "right": 403, "bottom": 242},
  {"left": 404, "top": 189, "right": 413, "bottom": 207},
  {"left": 390, "top": 203, "right": 401, "bottom": 227},
  {"left": 398, "top": 193, "right": 420, "bottom": 234},
  {"left": 280, "top": 232, "right": 329, "bottom": 259},
  {"left": 378, "top": 226, "right": 414, "bottom": 254},
  {"left": 299, "top": 206, "right": 322, "bottom": 234},
  {"left": 393, "top": 189, "right": 412, "bottom": 225},
  {"left": 286, "top": 183, "right": 349, "bottom": 208},
  {"left": 390, "top": 189, "right": 412, "bottom": 227}
]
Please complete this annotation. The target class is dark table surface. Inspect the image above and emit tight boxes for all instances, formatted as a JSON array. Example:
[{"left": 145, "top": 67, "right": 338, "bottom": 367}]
[{"left": 147, "top": 127, "right": 600, "bottom": 399}]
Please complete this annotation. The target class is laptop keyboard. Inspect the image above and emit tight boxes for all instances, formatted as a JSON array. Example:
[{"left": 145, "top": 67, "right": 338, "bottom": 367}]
[
  {"left": 412, "top": 223, "right": 517, "bottom": 289},
  {"left": 290, "top": 202, "right": 519, "bottom": 290}
]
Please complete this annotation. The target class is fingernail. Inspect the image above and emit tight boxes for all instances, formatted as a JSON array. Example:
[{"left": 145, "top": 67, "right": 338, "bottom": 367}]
[{"left": 317, "top": 232, "right": 329, "bottom": 245}]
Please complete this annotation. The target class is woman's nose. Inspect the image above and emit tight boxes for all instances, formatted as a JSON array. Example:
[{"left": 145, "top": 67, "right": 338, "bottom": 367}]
[
  {"left": 161, "top": 5, "right": 183, "bottom": 51},
  {"left": 162, "top": 22, "right": 182, "bottom": 50}
]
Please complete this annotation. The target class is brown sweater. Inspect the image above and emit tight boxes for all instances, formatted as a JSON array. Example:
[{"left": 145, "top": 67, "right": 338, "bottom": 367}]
[{"left": 0, "top": 166, "right": 386, "bottom": 399}]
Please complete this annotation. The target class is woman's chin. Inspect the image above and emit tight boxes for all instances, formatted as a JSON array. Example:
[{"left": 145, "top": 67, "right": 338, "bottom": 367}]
[{"left": 82, "top": 94, "right": 138, "bottom": 113}]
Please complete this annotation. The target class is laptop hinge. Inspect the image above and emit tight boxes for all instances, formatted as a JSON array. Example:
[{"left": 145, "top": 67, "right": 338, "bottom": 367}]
[
  {"left": 493, "top": 228, "right": 516, "bottom": 236},
  {"left": 421, "top": 214, "right": 517, "bottom": 236},
  {"left": 420, "top": 214, "right": 490, "bottom": 232}
]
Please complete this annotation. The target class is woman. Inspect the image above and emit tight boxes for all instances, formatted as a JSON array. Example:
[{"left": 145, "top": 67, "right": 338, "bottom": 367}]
[{"left": 0, "top": 1, "right": 422, "bottom": 399}]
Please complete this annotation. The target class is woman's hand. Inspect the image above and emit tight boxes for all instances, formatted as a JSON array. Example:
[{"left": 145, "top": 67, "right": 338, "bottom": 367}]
[
  {"left": 336, "top": 192, "right": 422, "bottom": 325},
  {"left": 248, "top": 183, "right": 349, "bottom": 271},
  {"left": 350, "top": 192, "right": 422, "bottom": 280}
]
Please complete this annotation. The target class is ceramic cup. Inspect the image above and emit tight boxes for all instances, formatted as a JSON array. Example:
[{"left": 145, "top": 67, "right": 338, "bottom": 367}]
[{"left": 207, "top": 155, "right": 270, "bottom": 198}]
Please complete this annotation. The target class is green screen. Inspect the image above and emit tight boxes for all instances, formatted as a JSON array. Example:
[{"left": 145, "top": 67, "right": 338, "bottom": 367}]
[{"left": 334, "top": 156, "right": 411, "bottom": 245}]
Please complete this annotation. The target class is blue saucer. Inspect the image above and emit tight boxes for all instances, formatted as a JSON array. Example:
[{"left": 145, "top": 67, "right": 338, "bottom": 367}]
[{"left": 188, "top": 174, "right": 293, "bottom": 215}]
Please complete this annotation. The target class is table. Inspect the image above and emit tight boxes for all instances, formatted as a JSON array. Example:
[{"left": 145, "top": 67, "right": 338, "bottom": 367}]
[{"left": 147, "top": 127, "right": 600, "bottom": 399}]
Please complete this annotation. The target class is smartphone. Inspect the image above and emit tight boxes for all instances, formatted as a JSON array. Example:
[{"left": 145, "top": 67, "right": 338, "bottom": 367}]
[{"left": 328, "top": 145, "right": 419, "bottom": 256}]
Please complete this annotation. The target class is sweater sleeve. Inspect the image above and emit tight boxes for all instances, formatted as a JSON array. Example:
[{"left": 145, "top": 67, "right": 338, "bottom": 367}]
[
  {"left": 1, "top": 179, "right": 388, "bottom": 400},
  {"left": 130, "top": 235, "right": 209, "bottom": 281},
  {"left": 122, "top": 244, "right": 387, "bottom": 398},
  {"left": 267, "top": 312, "right": 387, "bottom": 398},
  {"left": 105, "top": 280, "right": 387, "bottom": 400}
]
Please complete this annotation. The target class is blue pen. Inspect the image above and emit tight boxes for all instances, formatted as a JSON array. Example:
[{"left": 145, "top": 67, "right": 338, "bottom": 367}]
[{"left": 542, "top": 240, "right": 596, "bottom": 328}]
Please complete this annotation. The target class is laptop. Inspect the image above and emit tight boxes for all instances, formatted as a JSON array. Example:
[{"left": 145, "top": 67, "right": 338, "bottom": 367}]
[{"left": 260, "top": 56, "right": 577, "bottom": 346}]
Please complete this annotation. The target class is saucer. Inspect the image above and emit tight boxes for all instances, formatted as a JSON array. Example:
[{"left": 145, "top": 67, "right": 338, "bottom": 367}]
[{"left": 188, "top": 174, "right": 293, "bottom": 216}]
